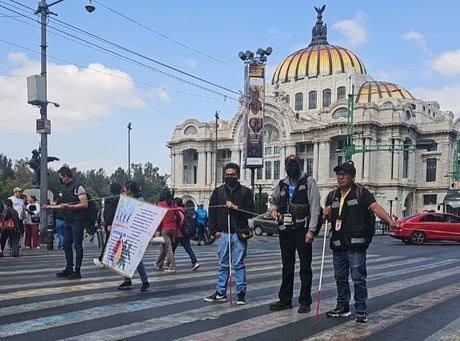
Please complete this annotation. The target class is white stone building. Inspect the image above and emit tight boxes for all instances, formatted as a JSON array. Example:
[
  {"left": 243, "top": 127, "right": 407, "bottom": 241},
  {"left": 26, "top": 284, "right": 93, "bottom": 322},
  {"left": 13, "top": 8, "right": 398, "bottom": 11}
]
[{"left": 167, "top": 7, "right": 460, "bottom": 218}]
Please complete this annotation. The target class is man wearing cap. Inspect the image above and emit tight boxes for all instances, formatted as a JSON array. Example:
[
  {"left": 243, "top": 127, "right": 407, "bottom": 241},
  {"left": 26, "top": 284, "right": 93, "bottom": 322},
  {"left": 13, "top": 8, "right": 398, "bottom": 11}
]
[
  {"left": 323, "top": 160, "right": 398, "bottom": 323},
  {"left": 9, "top": 187, "right": 26, "bottom": 246},
  {"left": 268, "top": 154, "right": 321, "bottom": 314},
  {"left": 195, "top": 202, "right": 208, "bottom": 245}
]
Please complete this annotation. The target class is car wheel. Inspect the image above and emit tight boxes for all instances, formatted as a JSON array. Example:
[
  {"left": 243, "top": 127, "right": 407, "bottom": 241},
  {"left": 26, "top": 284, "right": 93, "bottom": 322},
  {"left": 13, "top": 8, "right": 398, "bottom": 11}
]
[
  {"left": 402, "top": 238, "right": 411, "bottom": 245},
  {"left": 254, "top": 225, "right": 263, "bottom": 236},
  {"left": 410, "top": 231, "right": 426, "bottom": 245}
]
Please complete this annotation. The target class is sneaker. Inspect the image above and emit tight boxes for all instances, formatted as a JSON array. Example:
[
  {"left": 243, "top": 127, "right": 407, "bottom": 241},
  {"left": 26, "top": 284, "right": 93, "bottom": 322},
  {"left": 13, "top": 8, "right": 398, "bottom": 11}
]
[
  {"left": 89, "top": 235, "right": 95, "bottom": 242},
  {"left": 164, "top": 268, "right": 176, "bottom": 273},
  {"left": 118, "top": 281, "right": 133, "bottom": 290},
  {"left": 356, "top": 312, "right": 368, "bottom": 323},
  {"left": 237, "top": 291, "right": 246, "bottom": 305},
  {"left": 93, "top": 258, "right": 105, "bottom": 268},
  {"left": 204, "top": 292, "right": 227, "bottom": 302},
  {"left": 190, "top": 262, "right": 200, "bottom": 271},
  {"left": 68, "top": 271, "right": 81, "bottom": 279},
  {"left": 326, "top": 306, "right": 351, "bottom": 317},
  {"left": 56, "top": 268, "right": 73, "bottom": 277},
  {"left": 35, "top": 246, "right": 40, "bottom": 249},
  {"left": 154, "top": 263, "right": 162, "bottom": 271},
  {"left": 297, "top": 304, "right": 311, "bottom": 314},
  {"left": 140, "top": 282, "right": 150, "bottom": 293},
  {"left": 269, "top": 301, "right": 293, "bottom": 311}
]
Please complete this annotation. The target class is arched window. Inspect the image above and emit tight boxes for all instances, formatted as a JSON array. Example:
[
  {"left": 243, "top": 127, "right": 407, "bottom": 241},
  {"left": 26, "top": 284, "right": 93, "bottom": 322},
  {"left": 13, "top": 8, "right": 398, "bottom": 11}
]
[
  {"left": 308, "top": 91, "right": 317, "bottom": 109},
  {"left": 322, "top": 88, "right": 331, "bottom": 107},
  {"left": 184, "top": 125, "right": 198, "bottom": 135},
  {"left": 337, "top": 86, "right": 346, "bottom": 100},
  {"left": 295, "top": 92, "right": 303, "bottom": 111}
]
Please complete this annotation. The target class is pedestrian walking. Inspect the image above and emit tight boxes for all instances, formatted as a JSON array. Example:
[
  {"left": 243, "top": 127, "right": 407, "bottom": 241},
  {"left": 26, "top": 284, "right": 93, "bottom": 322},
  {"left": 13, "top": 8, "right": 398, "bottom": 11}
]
[
  {"left": 24, "top": 195, "right": 40, "bottom": 249},
  {"left": 204, "top": 162, "right": 255, "bottom": 305},
  {"left": 0, "top": 199, "right": 21, "bottom": 257},
  {"left": 323, "top": 160, "right": 399, "bottom": 323},
  {"left": 8, "top": 187, "right": 25, "bottom": 247},
  {"left": 268, "top": 154, "right": 321, "bottom": 314},
  {"left": 195, "top": 202, "right": 208, "bottom": 245}
]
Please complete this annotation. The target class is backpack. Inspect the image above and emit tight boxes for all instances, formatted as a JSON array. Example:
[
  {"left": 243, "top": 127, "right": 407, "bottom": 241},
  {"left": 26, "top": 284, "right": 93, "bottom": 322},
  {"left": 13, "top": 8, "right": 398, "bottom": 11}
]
[
  {"left": 278, "top": 177, "right": 324, "bottom": 235},
  {"left": 84, "top": 192, "right": 98, "bottom": 235},
  {"left": 181, "top": 213, "right": 198, "bottom": 238}
]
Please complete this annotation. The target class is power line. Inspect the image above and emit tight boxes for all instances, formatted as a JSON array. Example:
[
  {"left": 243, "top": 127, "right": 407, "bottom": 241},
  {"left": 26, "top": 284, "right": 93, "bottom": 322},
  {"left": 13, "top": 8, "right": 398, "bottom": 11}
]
[{"left": 93, "top": 0, "right": 242, "bottom": 71}]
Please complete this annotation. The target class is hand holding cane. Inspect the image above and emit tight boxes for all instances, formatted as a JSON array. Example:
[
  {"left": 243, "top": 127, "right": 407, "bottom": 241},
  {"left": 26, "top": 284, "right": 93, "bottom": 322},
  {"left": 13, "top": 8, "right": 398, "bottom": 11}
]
[{"left": 315, "top": 219, "right": 328, "bottom": 325}]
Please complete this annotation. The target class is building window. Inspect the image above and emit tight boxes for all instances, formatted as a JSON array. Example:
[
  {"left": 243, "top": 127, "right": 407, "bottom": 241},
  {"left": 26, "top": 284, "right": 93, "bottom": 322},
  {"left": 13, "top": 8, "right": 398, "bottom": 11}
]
[
  {"left": 426, "top": 158, "right": 437, "bottom": 182},
  {"left": 221, "top": 150, "right": 231, "bottom": 159},
  {"left": 299, "top": 158, "right": 305, "bottom": 171},
  {"left": 423, "top": 194, "right": 437, "bottom": 205},
  {"left": 256, "top": 167, "right": 263, "bottom": 180},
  {"left": 193, "top": 152, "right": 198, "bottom": 160},
  {"left": 274, "top": 160, "right": 280, "bottom": 179},
  {"left": 403, "top": 139, "right": 411, "bottom": 178},
  {"left": 193, "top": 166, "right": 197, "bottom": 184},
  {"left": 308, "top": 91, "right": 317, "bottom": 109},
  {"left": 298, "top": 144, "right": 306, "bottom": 153},
  {"left": 337, "top": 86, "right": 346, "bottom": 100},
  {"left": 183, "top": 165, "right": 188, "bottom": 184},
  {"left": 337, "top": 156, "right": 343, "bottom": 166},
  {"left": 306, "top": 143, "right": 314, "bottom": 152},
  {"left": 295, "top": 92, "right": 303, "bottom": 111},
  {"left": 306, "top": 158, "right": 313, "bottom": 176},
  {"left": 337, "top": 139, "right": 345, "bottom": 151},
  {"left": 273, "top": 146, "right": 280, "bottom": 154},
  {"left": 322, "top": 88, "right": 331, "bottom": 107},
  {"left": 264, "top": 147, "right": 272, "bottom": 155},
  {"left": 265, "top": 161, "right": 272, "bottom": 180}
]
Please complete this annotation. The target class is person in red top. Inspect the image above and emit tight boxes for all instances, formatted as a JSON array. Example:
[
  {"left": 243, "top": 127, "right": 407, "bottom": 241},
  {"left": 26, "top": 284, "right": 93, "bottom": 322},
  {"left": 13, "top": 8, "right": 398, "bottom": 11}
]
[{"left": 154, "top": 188, "right": 177, "bottom": 273}]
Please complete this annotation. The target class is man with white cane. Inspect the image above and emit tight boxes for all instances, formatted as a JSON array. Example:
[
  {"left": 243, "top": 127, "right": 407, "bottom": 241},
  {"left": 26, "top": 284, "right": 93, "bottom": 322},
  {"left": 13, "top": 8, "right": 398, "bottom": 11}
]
[{"left": 204, "top": 163, "right": 255, "bottom": 305}]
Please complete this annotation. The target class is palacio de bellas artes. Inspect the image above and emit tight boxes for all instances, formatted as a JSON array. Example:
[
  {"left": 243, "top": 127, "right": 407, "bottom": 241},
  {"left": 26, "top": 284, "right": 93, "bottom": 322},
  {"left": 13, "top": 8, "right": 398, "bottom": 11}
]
[{"left": 167, "top": 6, "right": 460, "bottom": 218}]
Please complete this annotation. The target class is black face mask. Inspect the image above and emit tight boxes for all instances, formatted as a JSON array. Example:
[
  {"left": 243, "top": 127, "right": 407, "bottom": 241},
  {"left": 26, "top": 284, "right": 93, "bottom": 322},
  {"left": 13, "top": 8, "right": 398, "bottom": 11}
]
[
  {"left": 286, "top": 163, "right": 301, "bottom": 179},
  {"left": 224, "top": 177, "right": 238, "bottom": 188}
]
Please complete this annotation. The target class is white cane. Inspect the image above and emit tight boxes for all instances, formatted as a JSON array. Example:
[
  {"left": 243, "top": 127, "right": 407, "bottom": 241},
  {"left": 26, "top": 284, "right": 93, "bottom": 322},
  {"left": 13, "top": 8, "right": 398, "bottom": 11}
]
[
  {"left": 315, "top": 220, "right": 328, "bottom": 325},
  {"left": 227, "top": 209, "right": 233, "bottom": 304}
]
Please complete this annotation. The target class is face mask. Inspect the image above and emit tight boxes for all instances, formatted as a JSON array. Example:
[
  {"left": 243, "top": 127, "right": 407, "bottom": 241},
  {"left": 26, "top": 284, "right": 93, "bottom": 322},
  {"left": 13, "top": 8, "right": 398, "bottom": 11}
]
[
  {"left": 224, "top": 177, "right": 238, "bottom": 188},
  {"left": 59, "top": 179, "right": 66, "bottom": 185},
  {"left": 286, "top": 163, "right": 301, "bottom": 179}
]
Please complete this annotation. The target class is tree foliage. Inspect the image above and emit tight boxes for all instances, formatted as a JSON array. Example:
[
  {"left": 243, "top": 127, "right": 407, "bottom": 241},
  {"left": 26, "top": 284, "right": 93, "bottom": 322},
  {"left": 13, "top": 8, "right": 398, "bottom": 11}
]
[{"left": 0, "top": 153, "right": 169, "bottom": 204}]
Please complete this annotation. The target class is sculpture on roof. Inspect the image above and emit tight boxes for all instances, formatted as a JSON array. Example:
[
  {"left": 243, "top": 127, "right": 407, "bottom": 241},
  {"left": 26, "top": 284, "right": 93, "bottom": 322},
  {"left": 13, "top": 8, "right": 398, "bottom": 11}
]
[
  {"left": 309, "top": 5, "right": 328, "bottom": 47},
  {"left": 28, "top": 147, "right": 60, "bottom": 186}
]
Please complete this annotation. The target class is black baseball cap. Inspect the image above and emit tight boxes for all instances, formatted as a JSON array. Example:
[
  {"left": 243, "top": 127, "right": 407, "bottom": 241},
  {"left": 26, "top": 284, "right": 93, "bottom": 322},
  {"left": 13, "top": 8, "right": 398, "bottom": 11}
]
[{"left": 333, "top": 160, "right": 356, "bottom": 175}]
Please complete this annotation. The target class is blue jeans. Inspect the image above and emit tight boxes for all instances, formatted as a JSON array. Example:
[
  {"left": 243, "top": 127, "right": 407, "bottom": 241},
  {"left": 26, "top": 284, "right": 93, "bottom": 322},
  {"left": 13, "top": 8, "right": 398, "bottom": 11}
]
[
  {"left": 173, "top": 237, "right": 198, "bottom": 264},
  {"left": 63, "top": 220, "right": 85, "bottom": 271},
  {"left": 332, "top": 248, "right": 368, "bottom": 313},
  {"left": 124, "top": 260, "right": 148, "bottom": 284},
  {"left": 215, "top": 233, "right": 247, "bottom": 295},
  {"left": 55, "top": 218, "right": 65, "bottom": 247}
]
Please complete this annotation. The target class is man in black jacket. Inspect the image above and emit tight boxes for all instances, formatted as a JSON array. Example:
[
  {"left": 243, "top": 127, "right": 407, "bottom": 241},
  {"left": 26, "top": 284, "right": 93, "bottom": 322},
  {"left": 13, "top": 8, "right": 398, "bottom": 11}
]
[
  {"left": 204, "top": 162, "right": 255, "bottom": 305},
  {"left": 269, "top": 154, "right": 321, "bottom": 314},
  {"left": 93, "top": 182, "right": 121, "bottom": 268}
]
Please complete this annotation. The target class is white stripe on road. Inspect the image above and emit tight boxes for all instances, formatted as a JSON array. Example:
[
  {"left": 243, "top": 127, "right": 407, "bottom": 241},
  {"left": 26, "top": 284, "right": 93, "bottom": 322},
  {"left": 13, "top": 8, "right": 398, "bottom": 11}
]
[{"left": 424, "top": 315, "right": 460, "bottom": 341}]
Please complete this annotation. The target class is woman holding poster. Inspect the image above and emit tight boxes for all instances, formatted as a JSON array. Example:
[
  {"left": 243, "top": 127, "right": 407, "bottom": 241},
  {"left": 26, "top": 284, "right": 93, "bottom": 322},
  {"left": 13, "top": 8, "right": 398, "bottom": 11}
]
[{"left": 117, "top": 180, "right": 151, "bottom": 293}]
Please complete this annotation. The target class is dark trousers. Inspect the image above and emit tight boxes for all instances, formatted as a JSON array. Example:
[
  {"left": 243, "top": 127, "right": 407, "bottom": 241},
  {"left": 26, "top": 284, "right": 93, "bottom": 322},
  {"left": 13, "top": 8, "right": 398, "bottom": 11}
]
[
  {"left": 173, "top": 236, "right": 198, "bottom": 264},
  {"left": 278, "top": 228, "right": 313, "bottom": 306},
  {"left": 0, "top": 231, "right": 20, "bottom": 256},
  {"left": 63, "top": 220, "right": 84, "bottom": 271},
  {"left": 98, "top": 228, "right": 111, "bottom": 261}
]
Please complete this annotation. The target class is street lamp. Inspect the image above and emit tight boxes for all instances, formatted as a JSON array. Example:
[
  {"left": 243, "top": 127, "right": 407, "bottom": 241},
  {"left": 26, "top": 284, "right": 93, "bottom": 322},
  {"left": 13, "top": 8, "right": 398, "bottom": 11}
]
[
  {"left": 214, "top": 111, "right": 219, "bottom": 188},
  {"left": 238, "top": 47, "right": 272, "bottom": 195},
  {"left": 127, "top": 122, "right": 132, "bottom": 178},
  {"left": 28, "top": 0, "right": 95, "bottom": 250}
]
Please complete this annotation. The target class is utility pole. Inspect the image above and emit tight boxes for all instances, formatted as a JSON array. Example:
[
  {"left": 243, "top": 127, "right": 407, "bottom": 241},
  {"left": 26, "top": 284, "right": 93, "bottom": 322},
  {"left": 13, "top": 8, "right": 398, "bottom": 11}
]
[
  {"left": 214, "top": 111, "right": 219, "bottom": 188},
  {"left": 127, "top": 122, "right": 132, "bottom": 178}
]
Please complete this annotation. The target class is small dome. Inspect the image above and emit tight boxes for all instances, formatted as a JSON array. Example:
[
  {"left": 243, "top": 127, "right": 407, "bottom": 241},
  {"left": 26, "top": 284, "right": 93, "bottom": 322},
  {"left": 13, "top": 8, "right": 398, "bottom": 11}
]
[
  {"left": 356, "top": 81, "right": 416, "bottom": 103},
  {"left": 272, "top": 44, "right": 367, "bottom": 84}
]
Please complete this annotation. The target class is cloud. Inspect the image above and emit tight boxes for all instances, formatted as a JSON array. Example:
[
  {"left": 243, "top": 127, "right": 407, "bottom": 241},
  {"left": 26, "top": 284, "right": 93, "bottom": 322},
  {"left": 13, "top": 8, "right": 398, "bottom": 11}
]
[
  {"left": 0, "top": 53, "right": 147, "bottom": 132},
  {"left": 146, "top": 88, "right": 171, "bottom": 104},
  {"left": 184, "top": 58, "right": 197, "bottom": 69},
  {"left": 412, "top": 84, "right": 460, "bottom": 115},
  {"left": 428, "top": 50, "right": 460, "bottom": 76},
  {"left": 402, "top": 30, "right": 426, "bottom": 51},
  {"left": 332, "top": 12, "right": 367, "bottom": 46}
]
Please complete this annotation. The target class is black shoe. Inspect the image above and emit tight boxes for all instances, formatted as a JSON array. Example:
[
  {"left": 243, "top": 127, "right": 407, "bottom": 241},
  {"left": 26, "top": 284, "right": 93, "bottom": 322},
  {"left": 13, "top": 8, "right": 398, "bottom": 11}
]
[
  {"left": 356, "top": 312, "right": 368, "bottom": 323},
  {"left": 56, "top": 268, "right": 73, "bottom": 277},
  {"left": 326, "top": 306, "right": 351, "bottom": 317},
  {"left": 298, "top": 304, "right": 311, "bottom": 313},
  {"left": 204, "top": 291, "right": 227, "bottom": 302},
  {"left": 140, "top": 282, "right": 150, "bottom": 293},
  {"left": 269, "top": 301, "right": 293, "bottom": 311},
  {"left": 68, "top": 271, "right": 81, "bottom": 279},
  {"left": 118, "top": 281, "right": 133, "bottom": 290},
  {"left": 237, "top": 291, "right": 246, "bottom": 305}
]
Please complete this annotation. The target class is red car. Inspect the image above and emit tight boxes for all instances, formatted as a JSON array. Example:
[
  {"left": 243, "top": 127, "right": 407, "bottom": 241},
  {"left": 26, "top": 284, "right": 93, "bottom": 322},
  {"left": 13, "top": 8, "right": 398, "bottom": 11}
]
[{"left": 389, "top": 212, "right": 460, "bottom": 245}]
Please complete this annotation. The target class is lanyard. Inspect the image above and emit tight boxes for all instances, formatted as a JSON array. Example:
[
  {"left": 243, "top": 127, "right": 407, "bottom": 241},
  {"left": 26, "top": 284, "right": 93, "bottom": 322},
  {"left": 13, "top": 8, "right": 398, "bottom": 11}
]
[{"left": 338, "top": 188, "right": 351, "bottom": 216}]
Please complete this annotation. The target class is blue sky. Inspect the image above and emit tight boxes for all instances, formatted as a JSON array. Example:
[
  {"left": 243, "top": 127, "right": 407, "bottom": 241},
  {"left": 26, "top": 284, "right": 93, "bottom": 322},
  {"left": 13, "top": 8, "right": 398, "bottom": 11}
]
[{"left": 1, "top": 1, "right": 460, "bottom": 177}]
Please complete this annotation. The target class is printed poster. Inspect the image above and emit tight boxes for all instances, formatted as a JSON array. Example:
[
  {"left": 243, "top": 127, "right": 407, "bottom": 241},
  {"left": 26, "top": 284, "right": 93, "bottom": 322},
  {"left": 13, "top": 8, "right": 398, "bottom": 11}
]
[{"left": 102, "top": 195, "right": 168, "bottom": 278}]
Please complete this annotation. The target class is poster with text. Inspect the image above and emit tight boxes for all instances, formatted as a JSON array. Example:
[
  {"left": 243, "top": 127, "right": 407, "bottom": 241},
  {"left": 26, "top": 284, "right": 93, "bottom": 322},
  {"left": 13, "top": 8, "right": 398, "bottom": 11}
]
[{"left": 102, "top": 195, "right": 168, "bottom": 278}]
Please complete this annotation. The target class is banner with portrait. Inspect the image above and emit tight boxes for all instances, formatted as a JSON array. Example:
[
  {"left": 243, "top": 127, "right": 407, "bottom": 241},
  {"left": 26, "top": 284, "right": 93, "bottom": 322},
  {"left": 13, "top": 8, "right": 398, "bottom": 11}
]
[{"left": 102, "top": 195, "right": 168, "bottom": 278}]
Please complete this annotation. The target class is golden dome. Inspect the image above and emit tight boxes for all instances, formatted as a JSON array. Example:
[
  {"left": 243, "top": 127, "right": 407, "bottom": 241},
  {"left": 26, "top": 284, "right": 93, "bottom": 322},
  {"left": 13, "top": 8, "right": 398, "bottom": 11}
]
[
  {"left": 356, "top": 81, "right": 416, "bottom": 103},
  {"left": 271, "top": 44, "right": 367, "bottom": 84}
]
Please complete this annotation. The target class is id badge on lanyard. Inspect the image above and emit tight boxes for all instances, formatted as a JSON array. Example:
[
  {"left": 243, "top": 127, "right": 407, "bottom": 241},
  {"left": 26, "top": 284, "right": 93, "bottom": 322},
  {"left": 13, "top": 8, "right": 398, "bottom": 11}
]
[{"left": 335, "top": 218, "right": 342, "bottom": 231}]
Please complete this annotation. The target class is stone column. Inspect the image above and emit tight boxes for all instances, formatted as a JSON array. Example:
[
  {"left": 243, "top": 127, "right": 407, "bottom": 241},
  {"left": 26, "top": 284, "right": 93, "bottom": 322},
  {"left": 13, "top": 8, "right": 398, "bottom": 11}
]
[
  {"left": 198, "top": 152, "right": 206, "bottom": 187},
  {"left": 206, "top": 151, "right": 212, "bottom": 186},
  {"left": 177, "top": 153, "right": 184, "bottom": 185}
]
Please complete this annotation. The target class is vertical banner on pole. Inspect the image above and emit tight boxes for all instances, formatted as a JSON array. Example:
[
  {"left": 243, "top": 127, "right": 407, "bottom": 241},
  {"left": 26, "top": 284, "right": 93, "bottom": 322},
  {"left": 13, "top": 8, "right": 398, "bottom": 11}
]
[{"left": 243, "top": 62, "right": 265, "bottom": 168}]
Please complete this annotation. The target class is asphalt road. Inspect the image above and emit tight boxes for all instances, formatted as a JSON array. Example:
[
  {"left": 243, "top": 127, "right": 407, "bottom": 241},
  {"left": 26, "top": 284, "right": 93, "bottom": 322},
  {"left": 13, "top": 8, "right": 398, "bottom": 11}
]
[{"left": 0, "top": 232, "right": 459, "bottom": 340}]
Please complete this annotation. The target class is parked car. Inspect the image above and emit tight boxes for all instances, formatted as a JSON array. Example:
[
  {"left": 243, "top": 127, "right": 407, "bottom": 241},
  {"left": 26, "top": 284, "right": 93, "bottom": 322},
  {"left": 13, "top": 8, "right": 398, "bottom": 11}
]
[
  {"left": 252, "top": 213, "right": 279, "bottom": 236},
  {"left": 389, "top": 212, "right": 460, "bottom": 245}
]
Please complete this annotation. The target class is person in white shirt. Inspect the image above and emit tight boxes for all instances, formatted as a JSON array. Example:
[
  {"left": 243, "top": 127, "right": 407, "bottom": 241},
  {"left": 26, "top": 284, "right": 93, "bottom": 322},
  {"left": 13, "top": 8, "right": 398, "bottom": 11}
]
[
  {"left": 8, "top": 187, "right": 26, "bottom": 244},
  {"left": 24, "top": 195, "right": 41, "bottom": 249}
]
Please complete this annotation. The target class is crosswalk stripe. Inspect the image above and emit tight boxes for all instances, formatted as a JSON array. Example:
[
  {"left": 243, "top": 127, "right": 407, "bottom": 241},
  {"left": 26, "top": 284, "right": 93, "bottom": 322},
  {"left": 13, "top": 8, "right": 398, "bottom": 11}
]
[{"left": 423, "top": 315, "right": 460, "bottom": 341}]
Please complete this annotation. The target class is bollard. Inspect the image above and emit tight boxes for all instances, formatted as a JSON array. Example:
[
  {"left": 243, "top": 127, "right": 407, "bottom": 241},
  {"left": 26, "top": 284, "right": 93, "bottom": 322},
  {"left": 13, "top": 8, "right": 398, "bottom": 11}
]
[{"left": 47, "top": 228, "right": 54, "bottom": 250}]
